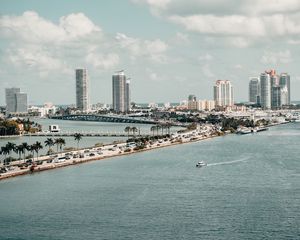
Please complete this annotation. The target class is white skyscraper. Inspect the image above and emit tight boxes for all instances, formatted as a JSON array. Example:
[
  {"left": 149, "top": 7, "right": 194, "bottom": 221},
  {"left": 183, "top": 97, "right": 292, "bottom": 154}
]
[
  {"left": 76, "top": 69, "right": 89, "bottom": 112},
  {"left": 249, "top": 77, "right": 260, "bottom": 104},
  {"left": 112, "top": 70, "right": 130, "bottom": 113},
  {"left": 279, "top": 73, "right": 291, "bottom": 105},
  {"left": 260, "top": 72, "right": 271, "bottom": 109},
  {"left": 214, "top": 80, "right": 234, "bottom": 107}
]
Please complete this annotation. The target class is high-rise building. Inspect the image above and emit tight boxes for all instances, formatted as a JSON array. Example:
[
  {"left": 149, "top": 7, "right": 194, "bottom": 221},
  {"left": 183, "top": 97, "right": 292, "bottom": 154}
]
[
  {"left": 271, "top": 86, "right": 281, "bottom": 109},
  {"left": 279, "top": 73, "right": 290, "bottom": 105},
  {"left": 249, "top": 77, "right": 260, "bottom": 104},
  {"left": 112, "top": 70, "right": 130, "bottom": 113},
  {"left": 15, "top": 93, "right": 28, "bottom": 113},
  {"left": 187, "top": 95, "right": 198, "bottom": 110},
  {"left": 5, "top": 88, "right": 28, "bottom": 114},
  {"left": 76, "top": 69, "right": 89, "bottom": 111},
  {"left": 213, "top": 80, "right": 234, "bottom": 107},
  {"left": 260, "top": 72, "right": 271, "bottom": 109}
]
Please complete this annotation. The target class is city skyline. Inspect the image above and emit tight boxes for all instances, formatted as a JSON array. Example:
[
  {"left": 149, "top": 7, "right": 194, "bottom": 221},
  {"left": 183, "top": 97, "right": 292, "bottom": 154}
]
[{"left": 1, "top": 0, "right": 300, "bottom": 105}]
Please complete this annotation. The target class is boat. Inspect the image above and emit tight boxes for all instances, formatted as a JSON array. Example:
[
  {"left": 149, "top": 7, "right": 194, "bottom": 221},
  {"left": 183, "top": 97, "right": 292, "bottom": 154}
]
[
  {"left": 196, "top": 161, "right": 206, "bottom": 167},
  {"left": 255, "top": 127, "right": 268, "bottom": 132},
  {"left": 236, "top": 128, "right": 252, "bottom": 135}
]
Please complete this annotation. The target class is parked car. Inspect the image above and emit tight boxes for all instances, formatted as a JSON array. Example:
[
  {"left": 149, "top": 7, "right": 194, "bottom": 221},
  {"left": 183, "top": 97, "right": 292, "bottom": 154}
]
[
  {"left": 89, "top": 153, "right": 95, "bottom": 157},
  {"left": 26, "top": 159, "right": 33, "bottom": 164}
]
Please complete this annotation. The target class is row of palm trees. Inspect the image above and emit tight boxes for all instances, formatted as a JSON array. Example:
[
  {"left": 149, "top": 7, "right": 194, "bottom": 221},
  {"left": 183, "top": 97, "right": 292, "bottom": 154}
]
[
  {"left": 0, "top": 133, "right": 85, "bottom": 165},
  {"left": 150, "top": 123, "right": 172, "bottom": 136},
  {"left": 0, "top": 141, "right": 43, "bottom": 164},
  {"left": 124, "top": 124, "right": 172, "bottom": 138},
  {"left": 124, "top": 126, "right": 139, "bottom": 138}
]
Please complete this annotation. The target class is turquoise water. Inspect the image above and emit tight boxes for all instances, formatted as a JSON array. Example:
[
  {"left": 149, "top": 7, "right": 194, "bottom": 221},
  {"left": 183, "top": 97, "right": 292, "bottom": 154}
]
[
  {"left": 0, "top": 124, "right": 299, "bottom": 239},
  {"left": 0, "top": 118, "right": 181, "bottom": 157}
]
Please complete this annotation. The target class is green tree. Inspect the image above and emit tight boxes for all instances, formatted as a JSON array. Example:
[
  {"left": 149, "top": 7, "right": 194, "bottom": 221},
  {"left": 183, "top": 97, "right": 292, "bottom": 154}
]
[
  {"left": 0, "top": 146, "right": 9, "bottom": 164},
  {"left": 150, "top": 126, "right": 156, "bottom": 136},
  {"left": 21, "top": 142, "right": 29, "bottom": 162},
  {"left": 33, "top": 141, "right": 43, "bottom": 162},
  {"left": 44, "top": 138, "right": 54, "bottom": 154},
  {"left": 56, "top": 138, "right": 66, "bottom": 155},
  {"left": 131, "top": 127, "right": 138, "bottom": 137},
  {"left": 74, "top": 133, "right": 83, "bottom": 150},
  {"left": 15, "top": 144, "right": 25, "bottom": 160},
  {"left": 124, "top": 126, "right": 131, "bottom": 139},
  {"left": 6, "top": 142, "right": 16, "bottom": 159}
]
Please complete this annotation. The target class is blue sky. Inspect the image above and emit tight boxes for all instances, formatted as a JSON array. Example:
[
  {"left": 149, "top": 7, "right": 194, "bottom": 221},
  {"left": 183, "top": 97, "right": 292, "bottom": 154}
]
[{"left": 1, "top": 0, "right": 300, "bottom": 105}]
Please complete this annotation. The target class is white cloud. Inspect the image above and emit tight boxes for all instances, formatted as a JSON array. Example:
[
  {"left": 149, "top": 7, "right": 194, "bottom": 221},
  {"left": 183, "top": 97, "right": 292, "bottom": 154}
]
[
  {"left": 85, "top": 52, "right": 119, "bottom": 69},
  {"left": 7, "top": 46, "right": 71, "bottom": 77},
  {"left": 115, "top": 33, "right": 168, "bottom": 63},
  {"left": 260, "top": 50, "right": 292, "bottom": 65},
  {"left": 0, "top": 11, "right": 101, "bottom": 44},
  {"left": 133, "top": 0, "right": 300, "bottom": 48}
]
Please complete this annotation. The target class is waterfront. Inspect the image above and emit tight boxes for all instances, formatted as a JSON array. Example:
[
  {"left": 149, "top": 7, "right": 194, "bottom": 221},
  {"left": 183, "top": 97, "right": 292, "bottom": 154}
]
[
  {"left": 0, "top": 118, "right": 182, "bottom": 157},
  {"left": 0, "top": 123, "right": 299, "bottom": 239}
]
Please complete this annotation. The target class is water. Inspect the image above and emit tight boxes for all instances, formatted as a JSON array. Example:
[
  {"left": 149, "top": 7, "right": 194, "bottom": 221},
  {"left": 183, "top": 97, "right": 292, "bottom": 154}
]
[
  {"left": 0, "top": 118, "right": 181, "bottom": 157},
  {"left": 0, "top": 123, "right": 299, "bottom": 239}
]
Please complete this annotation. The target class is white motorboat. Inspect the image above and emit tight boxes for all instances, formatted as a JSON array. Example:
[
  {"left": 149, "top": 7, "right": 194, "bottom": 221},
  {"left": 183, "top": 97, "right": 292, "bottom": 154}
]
[{"left": 196, "top": 161, "right": 206, "bottom": 167}]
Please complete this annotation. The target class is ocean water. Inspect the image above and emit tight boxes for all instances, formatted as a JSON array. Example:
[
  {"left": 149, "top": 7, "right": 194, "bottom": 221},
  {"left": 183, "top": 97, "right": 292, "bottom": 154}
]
[{"left": 0, "top": 123, "right": 299, "bottom": 239}]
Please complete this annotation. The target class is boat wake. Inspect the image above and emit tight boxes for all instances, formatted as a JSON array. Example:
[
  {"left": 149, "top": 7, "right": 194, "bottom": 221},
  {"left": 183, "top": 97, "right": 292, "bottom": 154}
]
[{"left": 207, "top": 157, "right": 249, "bottom": 167}]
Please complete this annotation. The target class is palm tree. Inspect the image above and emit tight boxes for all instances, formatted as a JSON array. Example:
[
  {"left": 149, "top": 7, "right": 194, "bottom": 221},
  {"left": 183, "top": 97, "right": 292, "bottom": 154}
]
[
  {"left": 44, "top": 138, "right": 54, "bottom": 154},
  {"left": 6, "top": 142, "right": 16, "bottom": 159},
  {"left": 57, "top": 138, "right": 66, "bottom": 155},
  {"left": 26, "top": 145, "right": 35, "bottom": 162},
  {"left": 1, "top": 146, "right": 10, "bottom": 165},
  {"left": 124, "top": 126, "right": 131, "bottom": 139},
  {"left": 21, "top": 142, "right": 29, "bottom": 162},
  {"left": 33, "top": 141, "right": 43, "bottom": 162},
  {"left": 150, "top": 126, "right": 156, "bottom": 136},
  {"left": 74, "top": 133, "right": 83, "bottom": 150},
  {"left": 0, "top": 146, "right": 8, "bottom": 164},
  {"left": 160, "top": 124, "right": 165, "bottom": 135},
  {"left": 54, "top": 138, "right": 60, "bottom": 154},
  {"left": 155, "top": 125, "right": 161, "bottom": 136},
  {"left": 131, "top": 127, "right": 138, "bottom": 137},
  {"left": 15, "top": 144, "right": 25, "bottom": 160},
  {"left": 165, "top": 123, "right": 171, "bottom": 135}
]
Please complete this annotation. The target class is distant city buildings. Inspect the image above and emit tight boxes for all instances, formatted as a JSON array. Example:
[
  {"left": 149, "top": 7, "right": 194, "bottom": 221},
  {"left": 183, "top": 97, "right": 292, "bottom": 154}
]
[
  {"left": 249, "top": 77, "right": 260, "bottom": 104},
  {"left": 112, "top": 70, "right": 130, "bottom": 113},
  {"left": 198, "top": 100, "right": 215, "bottom": 111},
  {"left": 5, "top": 88, "right": 28, "bottom": 115},
  {"left": 187, "top": 95, "right": 198, "bottom": 110},
  {"left": 214, "top": 80, "right": 234, "bottom": 107},
  {"left": 28, "top": 102, "right": 57, "bottom": 117},
  {"left": 257, "top": 70, "right": 290, "bottom": 109},
  {"left": 76, "top": 68, "right": 89, "bottom": 112}
]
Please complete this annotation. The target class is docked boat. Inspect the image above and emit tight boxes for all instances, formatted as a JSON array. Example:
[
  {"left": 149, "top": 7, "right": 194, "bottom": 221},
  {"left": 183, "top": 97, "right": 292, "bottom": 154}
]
[
  {"left": 196, "top": 161, "right": 206, "bottom": 167},
  {"left": 255, "top": 126, "right": 268, "bottom": 132},
  {"left": 236, "top": 127, "right": 252, "bottom": 135}
]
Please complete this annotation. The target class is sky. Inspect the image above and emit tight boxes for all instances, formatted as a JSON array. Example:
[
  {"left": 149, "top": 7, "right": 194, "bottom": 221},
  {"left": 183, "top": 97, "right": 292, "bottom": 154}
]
[{"left": 1, "top": 0, "right": 300, "bottom": 105}]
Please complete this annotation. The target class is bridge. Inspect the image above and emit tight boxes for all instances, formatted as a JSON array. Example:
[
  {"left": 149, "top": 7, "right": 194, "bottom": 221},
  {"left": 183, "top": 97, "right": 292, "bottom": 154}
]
[
  {"left": 23, "top": 132, "right": 148, "bottom": 137},
  {"left": 50, "top": 114, "right": 179, "bottom": 125}
]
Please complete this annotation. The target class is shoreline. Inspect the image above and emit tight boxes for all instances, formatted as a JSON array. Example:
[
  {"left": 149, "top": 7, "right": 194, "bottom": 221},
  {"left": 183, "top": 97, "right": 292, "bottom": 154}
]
[
  {"left": 0, "top": 122, "right": 290, "bottom": 181},
  {"left": 0, "top": 130, "right": 220, "bottom": 181}
]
